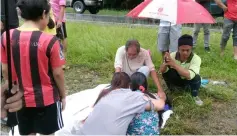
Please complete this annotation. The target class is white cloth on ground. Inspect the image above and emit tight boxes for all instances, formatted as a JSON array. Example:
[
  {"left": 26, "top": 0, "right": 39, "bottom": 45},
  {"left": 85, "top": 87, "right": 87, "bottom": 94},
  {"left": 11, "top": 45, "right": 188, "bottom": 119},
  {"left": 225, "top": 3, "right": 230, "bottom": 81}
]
[{"left": 9, "top": 84, "right": 109, "bottom": 136}]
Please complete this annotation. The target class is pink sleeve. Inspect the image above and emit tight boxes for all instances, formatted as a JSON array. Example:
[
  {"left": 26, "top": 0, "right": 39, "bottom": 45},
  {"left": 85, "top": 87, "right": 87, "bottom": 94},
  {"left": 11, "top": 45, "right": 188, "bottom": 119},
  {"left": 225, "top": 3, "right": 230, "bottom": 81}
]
[
  {"left": 59, "top": 0, "right": 66, "bottom": 6},
  {"left": 50, "top": 40, "right": 66, "bottom": 68},
  {"left": 1, "top": 33, "right": 7, "bottom": 64}
]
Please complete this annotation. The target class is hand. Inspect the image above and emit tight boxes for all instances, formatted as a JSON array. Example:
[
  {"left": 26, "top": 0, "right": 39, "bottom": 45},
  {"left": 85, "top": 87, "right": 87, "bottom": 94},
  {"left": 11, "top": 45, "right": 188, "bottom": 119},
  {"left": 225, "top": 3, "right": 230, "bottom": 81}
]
[
  {"left": 56, "top": 21, "right": 62, "bottom": 28},
  {"left": 4, "top": 84, "right": 24, "bottom": 113},
  {"left": 157, "top": 90, "right": 166, "bottom": 100},
  {"left": 1, "top": 82, "right": 8, "bottom": 118},
  {"left": 0, "top": 21, "right": 4, "bottom": 30},
  {"left": 164, "top": 52, "right": 176, "bottom": 67},
  {"left": 61, "top": 97, "right": 66, "bottom": 111},
  {"left": 223, "top": 6, "right": 227, "bottom": 12}
]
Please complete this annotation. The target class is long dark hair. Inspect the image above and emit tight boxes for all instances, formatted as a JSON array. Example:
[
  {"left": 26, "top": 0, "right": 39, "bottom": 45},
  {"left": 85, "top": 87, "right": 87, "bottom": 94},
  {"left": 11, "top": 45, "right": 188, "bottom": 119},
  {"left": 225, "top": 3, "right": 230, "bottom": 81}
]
[
  {"left": 130, "top": 72, "right": 156, "bottom": 99},
  {"left": 94, "top": 72, "right": 131, "bottom": 106}
]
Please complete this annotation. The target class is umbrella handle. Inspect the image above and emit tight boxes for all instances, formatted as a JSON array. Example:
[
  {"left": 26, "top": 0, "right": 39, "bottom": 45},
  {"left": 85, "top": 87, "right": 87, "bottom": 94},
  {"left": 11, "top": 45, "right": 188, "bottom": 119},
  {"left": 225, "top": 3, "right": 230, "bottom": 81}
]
[{"left": 4, "top": 0, "right": 17, "bottom": 135}]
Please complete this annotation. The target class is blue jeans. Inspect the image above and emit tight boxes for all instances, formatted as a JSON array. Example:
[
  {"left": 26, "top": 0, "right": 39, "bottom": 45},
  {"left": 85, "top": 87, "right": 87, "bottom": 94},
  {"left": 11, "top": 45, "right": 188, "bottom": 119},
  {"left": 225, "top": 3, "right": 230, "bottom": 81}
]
[
  {"left": 220, "top": 18, "right": 237, "bottom": 48},
  {"left": 137, "top": 66, "right": 150, "bottom": 78}
]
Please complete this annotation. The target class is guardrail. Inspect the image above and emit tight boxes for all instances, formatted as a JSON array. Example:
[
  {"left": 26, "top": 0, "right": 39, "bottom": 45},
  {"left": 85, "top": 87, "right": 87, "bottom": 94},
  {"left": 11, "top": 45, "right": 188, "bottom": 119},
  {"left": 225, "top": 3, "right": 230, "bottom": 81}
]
[{"left": 66, "top": 13, "right": 224, "bottom": 32}]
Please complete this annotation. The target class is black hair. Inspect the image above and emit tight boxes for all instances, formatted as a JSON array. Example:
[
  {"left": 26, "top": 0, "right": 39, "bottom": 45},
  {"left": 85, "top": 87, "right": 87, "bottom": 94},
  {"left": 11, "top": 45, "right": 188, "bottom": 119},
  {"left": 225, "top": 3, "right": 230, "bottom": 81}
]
[
  {"left": 94, "top": 72, "right": 131, "bottom": 106},
  {"left": 125, "top": 39, "right": 140, "bottom": 53},
  {"left": 47, "top": 16, "right": 55, "bottom": 29},
  {"left": 178, "top": 34, "right": 193, "bottom": 47},
  {"left": 17, "top": 0, "right": 50, "bottom": 21},
  {"left": 130, "top": 72, "right": 156, "bottom": 99}
]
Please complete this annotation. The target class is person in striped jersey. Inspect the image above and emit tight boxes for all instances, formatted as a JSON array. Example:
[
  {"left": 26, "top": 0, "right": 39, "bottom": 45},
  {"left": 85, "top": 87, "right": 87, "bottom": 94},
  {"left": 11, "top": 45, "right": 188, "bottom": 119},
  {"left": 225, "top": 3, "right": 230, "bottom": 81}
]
[{"left": 1, "top": 0, "right": 66, "bottom": 135}]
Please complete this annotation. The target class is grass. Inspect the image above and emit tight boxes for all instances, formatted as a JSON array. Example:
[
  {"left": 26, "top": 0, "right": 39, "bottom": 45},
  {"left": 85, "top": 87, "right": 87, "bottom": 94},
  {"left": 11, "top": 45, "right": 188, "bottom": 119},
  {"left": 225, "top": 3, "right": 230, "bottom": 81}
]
[
  {"left": 66, "top": 8, "right": 128, "bottom": 16},
  {"left": 65, "top": 22, "right": 237, "bottom": 134}
]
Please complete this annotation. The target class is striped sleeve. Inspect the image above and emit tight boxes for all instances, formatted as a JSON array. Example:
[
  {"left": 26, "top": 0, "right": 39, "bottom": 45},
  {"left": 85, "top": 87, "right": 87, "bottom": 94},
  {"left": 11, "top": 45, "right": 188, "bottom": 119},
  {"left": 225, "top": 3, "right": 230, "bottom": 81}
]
[{"left": 47, "top": 37, "right": 65, "bottom": 68}]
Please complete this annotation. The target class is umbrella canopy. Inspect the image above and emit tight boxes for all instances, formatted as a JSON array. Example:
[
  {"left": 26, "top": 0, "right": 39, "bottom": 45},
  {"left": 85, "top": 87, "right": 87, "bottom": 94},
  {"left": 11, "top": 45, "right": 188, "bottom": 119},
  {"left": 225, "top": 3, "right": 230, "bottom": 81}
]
[{"left": 127, "top": 0, "right": 215, "bottom": 24}]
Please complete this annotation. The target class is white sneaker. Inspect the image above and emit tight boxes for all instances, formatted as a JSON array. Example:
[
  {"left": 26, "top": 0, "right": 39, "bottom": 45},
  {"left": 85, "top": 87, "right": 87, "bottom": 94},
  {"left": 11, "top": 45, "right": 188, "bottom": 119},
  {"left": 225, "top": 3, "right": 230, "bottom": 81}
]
[{"left": 194, "top": 96, "right": 203, "bottom": 106}]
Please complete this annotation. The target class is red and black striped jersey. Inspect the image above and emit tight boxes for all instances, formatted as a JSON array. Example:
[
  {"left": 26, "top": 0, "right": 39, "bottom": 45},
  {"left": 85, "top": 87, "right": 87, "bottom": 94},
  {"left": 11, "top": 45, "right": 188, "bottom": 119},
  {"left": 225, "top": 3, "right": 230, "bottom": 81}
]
[{"left": 1, "top": 28, "right": 65, "bottom": 107}]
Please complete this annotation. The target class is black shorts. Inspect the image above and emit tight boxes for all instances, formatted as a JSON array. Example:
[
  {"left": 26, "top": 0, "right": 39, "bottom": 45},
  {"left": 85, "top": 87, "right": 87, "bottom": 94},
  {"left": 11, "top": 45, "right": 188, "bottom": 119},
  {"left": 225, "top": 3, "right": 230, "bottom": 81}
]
[
  {"left": 56, "top": 22, "right": 67, "bottom": 40},
  {"left": 17, "top": 101, "right": 63, "bottom": 135}
]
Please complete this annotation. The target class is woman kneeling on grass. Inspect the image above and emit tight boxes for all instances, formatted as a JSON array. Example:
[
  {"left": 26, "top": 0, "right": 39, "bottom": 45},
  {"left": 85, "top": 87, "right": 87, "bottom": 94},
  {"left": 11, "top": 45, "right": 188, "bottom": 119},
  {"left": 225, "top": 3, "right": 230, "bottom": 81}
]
[
  {"left": 127, "top": 72, "right": 166, "bottom": 135},
  {"left": 79, "top": 72, "right": 165, "bottom": 135}
]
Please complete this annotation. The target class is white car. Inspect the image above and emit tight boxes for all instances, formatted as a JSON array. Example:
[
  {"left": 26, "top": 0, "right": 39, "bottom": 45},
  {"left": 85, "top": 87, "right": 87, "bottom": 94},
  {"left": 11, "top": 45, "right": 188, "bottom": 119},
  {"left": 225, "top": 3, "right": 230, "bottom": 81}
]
[{"left": 66, "top": 0, "right": 103, "bottom": 14}]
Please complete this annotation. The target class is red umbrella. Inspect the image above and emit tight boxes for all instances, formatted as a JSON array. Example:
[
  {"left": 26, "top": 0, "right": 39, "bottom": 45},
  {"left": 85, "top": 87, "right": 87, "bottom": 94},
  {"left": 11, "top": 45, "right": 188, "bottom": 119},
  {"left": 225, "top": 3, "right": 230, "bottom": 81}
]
[{"left": 127, "top": 0, "right": 215, "bottom": 24}]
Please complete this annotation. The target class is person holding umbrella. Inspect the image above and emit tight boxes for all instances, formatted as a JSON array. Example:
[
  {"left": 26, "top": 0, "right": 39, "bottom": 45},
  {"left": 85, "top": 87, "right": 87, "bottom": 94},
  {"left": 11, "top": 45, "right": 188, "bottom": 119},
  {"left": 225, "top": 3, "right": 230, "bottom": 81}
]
[
  {"left": 159, "top": 34, "right": 203, "bottom": 106},
  {"left": 158, "top": 20, "right": 182, "bottom": 59},
  {"left": 192, "top": 0, "right": 211, "bottom": 52},
  {"left": 214, "top": 0, "right": 237, "bottom": 60}
]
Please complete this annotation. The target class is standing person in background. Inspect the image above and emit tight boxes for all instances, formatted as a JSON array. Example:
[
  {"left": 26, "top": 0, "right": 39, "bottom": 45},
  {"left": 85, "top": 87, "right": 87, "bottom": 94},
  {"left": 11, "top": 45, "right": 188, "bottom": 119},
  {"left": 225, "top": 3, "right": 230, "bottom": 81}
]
[
  {"left": 50, "top": 0, "right": 69, "bottom": 69},
  {"left": 192, "top": 0, "right": 211, "bottom": 53},
  {"left": 0, "top": 0, "right": 19, "bottom": 125},
  {"left": 158, "top": 20, "right": 182, "bottom": 60},
  {"left": 214, "top": 0, "right": 237, "bottom": 60}
]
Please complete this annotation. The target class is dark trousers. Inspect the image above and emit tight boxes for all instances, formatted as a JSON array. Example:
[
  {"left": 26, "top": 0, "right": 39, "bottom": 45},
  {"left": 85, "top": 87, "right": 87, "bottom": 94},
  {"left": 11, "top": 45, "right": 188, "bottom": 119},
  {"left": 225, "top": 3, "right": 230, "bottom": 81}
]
[{"left": 162, "top": 68, "right": 201, "bottom": 97}]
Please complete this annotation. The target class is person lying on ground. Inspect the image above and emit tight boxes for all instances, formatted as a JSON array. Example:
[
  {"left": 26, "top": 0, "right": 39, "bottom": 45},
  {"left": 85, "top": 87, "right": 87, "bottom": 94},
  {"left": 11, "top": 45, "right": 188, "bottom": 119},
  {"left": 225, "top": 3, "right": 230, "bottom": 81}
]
[
  {"left": 114, "top": 39, "right": 166, "bottom": 99},
  {"left": 127, "top": 72, "right": 166, "bottom": 135},
  {"left": 159, "top": 34, "right": 203, "bottom": 106},
  {"left": 78, "top": 72, "right": 165, "bottom": 135}
]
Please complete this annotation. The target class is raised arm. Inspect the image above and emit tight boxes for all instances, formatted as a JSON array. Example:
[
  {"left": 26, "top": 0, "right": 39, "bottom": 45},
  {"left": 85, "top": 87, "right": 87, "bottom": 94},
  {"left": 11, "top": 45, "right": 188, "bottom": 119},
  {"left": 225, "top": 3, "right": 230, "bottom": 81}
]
[{"left": 214, "top": 0, "right": 227, "bottom": 12}]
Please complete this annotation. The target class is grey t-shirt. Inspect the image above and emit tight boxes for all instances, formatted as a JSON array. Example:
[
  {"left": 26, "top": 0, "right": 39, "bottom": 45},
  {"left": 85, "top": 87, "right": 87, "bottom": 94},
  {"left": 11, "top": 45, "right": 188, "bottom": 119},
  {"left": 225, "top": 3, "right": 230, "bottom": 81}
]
[{"left": 80, "top": 88, "right": 148, "bottom": 135}]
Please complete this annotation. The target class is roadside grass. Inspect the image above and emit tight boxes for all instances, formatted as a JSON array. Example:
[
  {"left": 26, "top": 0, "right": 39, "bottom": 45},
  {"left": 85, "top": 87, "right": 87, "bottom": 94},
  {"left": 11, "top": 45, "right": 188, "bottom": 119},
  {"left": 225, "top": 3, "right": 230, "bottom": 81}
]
[
  {"left": 66, "top": 8, "right": 128, "bottom": 16},
  {"left": 65, "top": 22, "right": 237, "bottom": 134}
]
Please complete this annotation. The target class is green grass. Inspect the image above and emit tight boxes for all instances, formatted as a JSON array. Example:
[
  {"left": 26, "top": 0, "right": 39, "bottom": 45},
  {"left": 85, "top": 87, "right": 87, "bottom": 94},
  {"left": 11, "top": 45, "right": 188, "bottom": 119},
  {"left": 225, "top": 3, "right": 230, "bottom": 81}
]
[
  {"left": 66, "top": 22, "right": 237, "bottom": 134},
  {"left": 67, "top": 22, "right": 237, "bottom": 81},
  {"left": 66, "top": 8, "right": 128, "bottom": 16}
]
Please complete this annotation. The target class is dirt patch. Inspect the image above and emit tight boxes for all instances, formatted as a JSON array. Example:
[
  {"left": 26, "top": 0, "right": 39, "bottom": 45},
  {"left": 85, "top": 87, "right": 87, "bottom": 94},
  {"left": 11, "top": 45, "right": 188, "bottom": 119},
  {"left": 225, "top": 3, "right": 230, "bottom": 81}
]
[
  {"left": 64, "top": 66, "right": 111, "bottom": 95},
  {"left": 195, "top": 100, "right": 237, "bottom": 134}
]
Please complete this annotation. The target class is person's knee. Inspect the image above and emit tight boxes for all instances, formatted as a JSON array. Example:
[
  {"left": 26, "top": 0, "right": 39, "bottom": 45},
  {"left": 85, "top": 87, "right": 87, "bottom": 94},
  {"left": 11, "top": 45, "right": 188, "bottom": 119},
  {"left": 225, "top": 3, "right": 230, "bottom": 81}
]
[
  {"left": 138, "top": 66, "right": 150, "bottom": 77},
  {"left": 191, "top": 75, "right": 201, "bottom": 82}
]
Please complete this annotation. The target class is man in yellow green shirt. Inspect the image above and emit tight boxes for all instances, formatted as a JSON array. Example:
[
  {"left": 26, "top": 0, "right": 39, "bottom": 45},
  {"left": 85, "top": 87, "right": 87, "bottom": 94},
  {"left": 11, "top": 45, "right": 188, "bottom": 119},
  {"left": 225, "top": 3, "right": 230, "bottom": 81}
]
[{"left": 159, "top": 34, "right": 203, "bottom": 106}]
